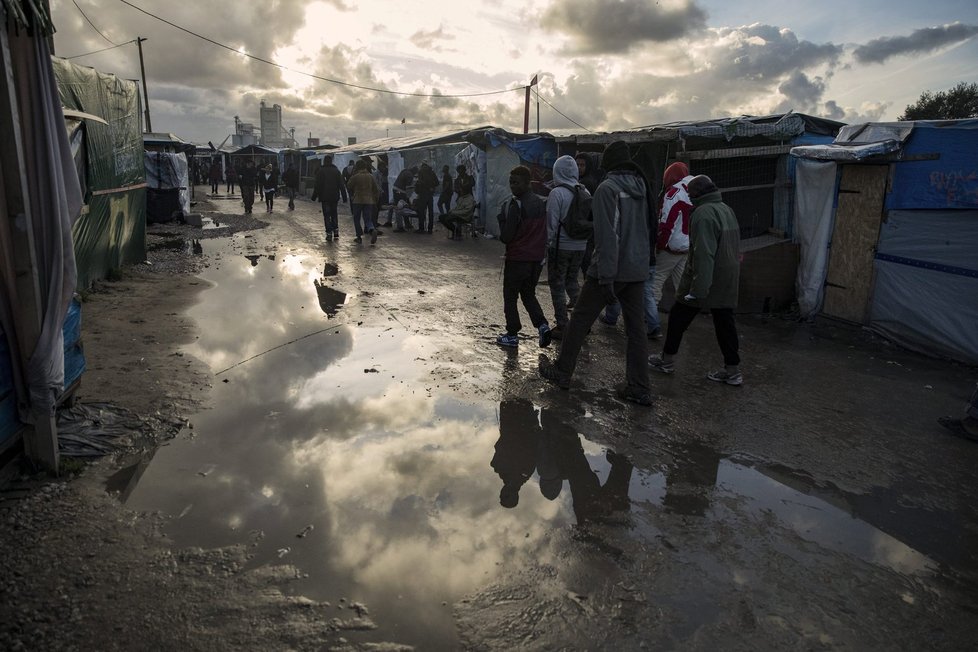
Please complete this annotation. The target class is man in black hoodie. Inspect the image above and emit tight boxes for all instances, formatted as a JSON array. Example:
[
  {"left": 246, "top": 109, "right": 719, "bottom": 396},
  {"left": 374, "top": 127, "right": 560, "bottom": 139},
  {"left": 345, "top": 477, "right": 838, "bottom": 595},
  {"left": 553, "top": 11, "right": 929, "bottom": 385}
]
[{"left": 311, "top": 155, "right": 348, "bottom": 241}]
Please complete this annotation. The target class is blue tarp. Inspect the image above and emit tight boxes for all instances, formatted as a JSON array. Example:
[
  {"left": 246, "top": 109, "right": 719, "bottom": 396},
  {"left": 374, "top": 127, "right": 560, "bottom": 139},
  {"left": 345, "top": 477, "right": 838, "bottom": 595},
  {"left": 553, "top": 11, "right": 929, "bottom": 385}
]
[{"left": 886, "top": 121, "right": 978, "bottom": 211}]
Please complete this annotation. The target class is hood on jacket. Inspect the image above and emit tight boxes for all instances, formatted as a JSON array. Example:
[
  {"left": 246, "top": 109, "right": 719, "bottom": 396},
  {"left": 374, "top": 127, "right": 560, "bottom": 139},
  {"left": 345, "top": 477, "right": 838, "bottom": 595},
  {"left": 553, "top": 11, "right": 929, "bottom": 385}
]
[
  {"left": 604, "top": 170, "right": 648, "bottom": 199},
  {"left": 663, "top": 161, "right": 689, "bottom": 188},
  {"left": 552, "top": 155, "right": 579, "bottom": 187}
]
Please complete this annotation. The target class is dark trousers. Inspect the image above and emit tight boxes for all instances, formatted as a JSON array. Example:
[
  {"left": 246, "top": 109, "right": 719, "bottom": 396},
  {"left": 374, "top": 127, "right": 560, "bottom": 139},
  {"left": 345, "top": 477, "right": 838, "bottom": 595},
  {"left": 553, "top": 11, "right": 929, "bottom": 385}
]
[
  {"left": 320, "top": 200, "right": 339, "bottom": 234},
  {"left": 556, "top": 278, "right": 649, "bottom": 392},
  {"left": 503, "top": 260, "right": 547, "bottom": 335},
  {"left": 663, "top": 301, "right": 740, "bottom": 366},
  {"left": 416, "top": 193, "right": 434, "bottom": 231},
  {"left": 287, "top": 187, "right": 296, "bottom": 209},
  {"left": 241, "top": 186, "right": 255, "bottom": 212}
]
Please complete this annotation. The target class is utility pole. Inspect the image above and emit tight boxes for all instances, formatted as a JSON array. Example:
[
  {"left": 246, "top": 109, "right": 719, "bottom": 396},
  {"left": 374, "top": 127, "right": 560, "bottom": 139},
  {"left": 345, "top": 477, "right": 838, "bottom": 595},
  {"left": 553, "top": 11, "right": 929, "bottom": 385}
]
[
  {"left": 523, "top": 74, "right": 538, "bottom": 134},
  {"left": 136, "top": 37, "right": 152, "bottom": 133}
]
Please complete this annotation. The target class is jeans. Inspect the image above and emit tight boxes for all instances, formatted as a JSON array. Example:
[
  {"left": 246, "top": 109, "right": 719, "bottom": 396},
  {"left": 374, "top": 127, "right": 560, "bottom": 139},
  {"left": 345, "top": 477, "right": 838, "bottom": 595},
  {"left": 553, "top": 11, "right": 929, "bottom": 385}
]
[
  {"left": 320, "top": 200, "right": 339, "bottom": 234},
  {"left": 547, "top": 247, "right": 586, "bottom": 328},
  {"left": 663, "top": 301, "right": 740, "bottom": 366},
  {"left": 556, "top": 278, "right": 649, "bottom": 393},
  {"left": 604, "top": 266, "right": 661, "bottom": 333},
  {"left": 503, "top": 260, "right": 547, "bottom": 335},
  {"left": 652, "top": 250, "right": 688, "bottom": 302},
  {"left": 351, "top": 203, "right": 375, "bottom": 237}
]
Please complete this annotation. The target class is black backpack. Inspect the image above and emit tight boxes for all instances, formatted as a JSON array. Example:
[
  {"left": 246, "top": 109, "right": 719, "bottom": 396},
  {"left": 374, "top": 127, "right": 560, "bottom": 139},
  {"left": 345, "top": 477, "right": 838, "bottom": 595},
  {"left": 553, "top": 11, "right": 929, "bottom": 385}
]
[{"left": 557, "top": 184, "right": 593, "bottom": 240}]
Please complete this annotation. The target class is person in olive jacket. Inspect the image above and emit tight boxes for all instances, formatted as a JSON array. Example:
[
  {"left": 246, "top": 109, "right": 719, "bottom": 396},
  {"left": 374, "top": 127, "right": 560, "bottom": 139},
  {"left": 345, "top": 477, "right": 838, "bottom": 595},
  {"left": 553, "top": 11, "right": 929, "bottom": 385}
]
[
  {"left": 346, "top": 160, "right": 380, "bottom": 245},
  {"left": 649, "top": 175, "right": 744, "bottom": 386}
]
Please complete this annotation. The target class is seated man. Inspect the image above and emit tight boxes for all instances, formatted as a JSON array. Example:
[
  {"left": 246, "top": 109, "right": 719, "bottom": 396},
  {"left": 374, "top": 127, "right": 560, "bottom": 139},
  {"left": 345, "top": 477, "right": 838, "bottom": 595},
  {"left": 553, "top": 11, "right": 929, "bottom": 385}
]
[
  {"left": 438, "top": 190, "right": 476, "bottom": 238},
  {"left": 392, "top": 199, "right": 418, "bottom": 232}
]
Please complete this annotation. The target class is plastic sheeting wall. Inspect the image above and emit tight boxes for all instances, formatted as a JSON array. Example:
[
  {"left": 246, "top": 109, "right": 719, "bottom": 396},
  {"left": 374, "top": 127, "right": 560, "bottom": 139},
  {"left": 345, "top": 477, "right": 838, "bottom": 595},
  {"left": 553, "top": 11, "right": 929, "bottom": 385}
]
[
  {"left": 52, "top": 57, "right": 146, "bottom": 288},
  {"left": 793, "top": 159, "right": 838, "bottom": 317},
  {"left": 869, "top": 210, "right": 978, "bottom": 364},
  {"left": 144, "top": 151, "right": 190, "bottom": 217}
]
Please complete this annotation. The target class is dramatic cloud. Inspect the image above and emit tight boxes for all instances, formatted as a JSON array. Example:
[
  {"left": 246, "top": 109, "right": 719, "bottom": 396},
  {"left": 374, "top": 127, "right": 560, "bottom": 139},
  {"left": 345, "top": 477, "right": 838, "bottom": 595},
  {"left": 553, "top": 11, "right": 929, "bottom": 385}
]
[
  {"left": 853, "top": 23, "right": 978, "bottom": 64},
  {"left": 540, "top": 0, "right": 707, "bottom": 54}
]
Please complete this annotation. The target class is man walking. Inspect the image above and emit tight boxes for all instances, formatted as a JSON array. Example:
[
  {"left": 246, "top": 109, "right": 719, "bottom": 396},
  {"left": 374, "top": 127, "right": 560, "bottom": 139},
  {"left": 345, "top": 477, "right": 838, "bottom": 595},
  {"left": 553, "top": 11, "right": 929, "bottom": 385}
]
[
  {"left": 545, "top": 155, "right": 591, "bottom": 340},
  {"left": 496, "top": 166, "right": 552, "bottom": 349},
  {"left": 239, "top": 160, "right": 257, "bottom": 214},
  {"left": 538, "top": 141, "right": 652, "bottom": 406},
  {"left": 311, "top": 154, "right": 348, "bottom": 242},
  {"left": 346, "top": 160, "right": 380, "bottom": 245},
  {"left": 652, "top": 162, "right": 695, "bottom": 305},
  {"left": 649, "top": 175, "right": 743, "bottom": 386},
  {"left": 283, "top": 164, "right": 299, "bottom": 210}
]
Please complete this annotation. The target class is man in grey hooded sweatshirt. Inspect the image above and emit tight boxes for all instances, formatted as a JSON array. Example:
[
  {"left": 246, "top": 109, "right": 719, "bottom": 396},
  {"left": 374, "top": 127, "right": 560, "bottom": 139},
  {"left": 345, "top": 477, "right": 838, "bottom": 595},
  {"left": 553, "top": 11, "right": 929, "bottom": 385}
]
[
  {"left": 546, "top": 155, "right": 592, "bottom": 338},
  {"left": 539, "top": 141, "right": 653, "bottom": 406}
]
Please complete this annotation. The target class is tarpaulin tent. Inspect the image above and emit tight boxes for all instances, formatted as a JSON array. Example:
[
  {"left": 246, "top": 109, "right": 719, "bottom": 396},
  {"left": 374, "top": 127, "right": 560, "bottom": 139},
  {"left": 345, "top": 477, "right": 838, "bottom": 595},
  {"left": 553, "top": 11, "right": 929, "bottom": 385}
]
[
  {"left": 791, "top": 120, "right": 978, "bottom": 363},
  {"left": 52, "top": 57, "right": 146, "bottom": 289},
  {"left": 463, "top": 128, "right": 559, "bottom": 236},
  {"left": 1, "top": 1, "right": 85, "bottom": 469}
]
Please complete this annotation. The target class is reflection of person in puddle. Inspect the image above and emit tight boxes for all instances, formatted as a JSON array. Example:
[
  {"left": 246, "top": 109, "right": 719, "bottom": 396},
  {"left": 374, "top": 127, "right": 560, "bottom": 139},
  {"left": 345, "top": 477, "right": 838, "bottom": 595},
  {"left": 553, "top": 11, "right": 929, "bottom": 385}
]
[
  {"left": 492, "top": 399, "right": 540, "bottom": 508},
  {"left": 539, "top": 408, "right": 633, "bottom": 523}
]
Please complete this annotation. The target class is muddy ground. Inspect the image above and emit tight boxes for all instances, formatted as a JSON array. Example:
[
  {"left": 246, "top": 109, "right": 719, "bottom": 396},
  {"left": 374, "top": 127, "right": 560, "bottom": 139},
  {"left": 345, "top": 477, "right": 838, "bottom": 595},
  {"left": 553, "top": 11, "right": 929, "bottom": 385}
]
[{"left": 1, "top": 188, "right": 977, "bottom": 651}]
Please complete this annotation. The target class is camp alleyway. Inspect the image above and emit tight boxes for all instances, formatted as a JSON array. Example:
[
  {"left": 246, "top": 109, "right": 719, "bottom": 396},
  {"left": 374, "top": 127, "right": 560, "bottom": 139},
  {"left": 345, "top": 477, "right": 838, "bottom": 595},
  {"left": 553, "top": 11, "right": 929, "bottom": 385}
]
[{"left": 1, "top": 190, "right": 977, "bottom": 650}]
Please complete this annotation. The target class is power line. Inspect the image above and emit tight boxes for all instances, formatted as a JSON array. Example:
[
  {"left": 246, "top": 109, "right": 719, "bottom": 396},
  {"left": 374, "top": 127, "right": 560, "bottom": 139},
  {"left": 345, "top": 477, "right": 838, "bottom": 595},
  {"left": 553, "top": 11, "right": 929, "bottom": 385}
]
[
  {"left": 66, "top": 39, "right": 138, "bottom": 60},
  {"left": 533, "top": 88, "right": 593, "bottom": 133},
  {"left": 73, "top": 0, "right": 117, "bottom": 46},
  {"left": 116, "top": 0, "right": 519, "bottom": 99}
]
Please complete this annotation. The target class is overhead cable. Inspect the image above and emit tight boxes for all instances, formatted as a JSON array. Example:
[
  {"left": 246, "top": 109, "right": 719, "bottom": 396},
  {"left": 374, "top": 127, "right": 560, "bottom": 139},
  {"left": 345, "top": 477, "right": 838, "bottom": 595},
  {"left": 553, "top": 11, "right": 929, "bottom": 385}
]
[
  {"left": 73, "top": 0, "right": 118, "bottom": 46},
  {"left": 533, "top": 88, "right": 593, "bottom": 133},
  {"left": 66, "top": 39, "right": 138, "bottom": 60}
]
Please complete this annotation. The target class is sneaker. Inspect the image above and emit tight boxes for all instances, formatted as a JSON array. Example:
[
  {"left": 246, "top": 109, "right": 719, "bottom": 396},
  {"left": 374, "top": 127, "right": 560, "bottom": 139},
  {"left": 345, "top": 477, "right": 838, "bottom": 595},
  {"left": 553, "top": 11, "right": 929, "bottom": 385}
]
[
  {"left": 538, "top": 356, "right": 570, "bottom": 389},
  {"left": 616, "top": 384, "right": 653, "bottom": 407},
  {"left": 370, "top": 229, "right": 378, "bottom": 245},
  {"left": 538, "top": 323, "right": 552, "bottom": 348},
  {"left": 326, "top": 233, "right": 333, "bottom": 242},
  {"left": 354, "top": 236, "right": 363, "bottom": 244},
  {"left": 707, "top": 369, "right": 743, "bottom": 386},
  {"left": 496, "top": 333, "right": 519, "bottom": 348},
  {"left": 647, "top": 328, "right": 663, "bottom": 340},
  {"left": 333, "top": 231, "right": 340, "bottom": 239},
  {"left": 648, "top": 354, "right": 675, "bottom": 374}
]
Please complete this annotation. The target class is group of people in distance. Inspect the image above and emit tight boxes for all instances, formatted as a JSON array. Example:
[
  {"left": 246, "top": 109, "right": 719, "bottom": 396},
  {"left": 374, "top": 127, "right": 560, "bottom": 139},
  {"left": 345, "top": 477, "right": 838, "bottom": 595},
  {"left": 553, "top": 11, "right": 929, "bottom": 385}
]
[
  {"left": 496, "top": 140, "right": 743, "bottom": 407},
  {"left": 309, "top": 155, "right": 478, "bottom": 245},
  {"left": 204, "top": 159, "right": 301, "bottom": 215}
]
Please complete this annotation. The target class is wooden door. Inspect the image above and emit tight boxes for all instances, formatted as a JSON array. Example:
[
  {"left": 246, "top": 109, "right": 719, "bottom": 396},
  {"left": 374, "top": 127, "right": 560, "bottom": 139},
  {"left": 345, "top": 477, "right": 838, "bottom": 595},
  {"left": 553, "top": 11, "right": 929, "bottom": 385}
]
[{"left": 822, "top": 165, "right": 888, "bottom": 324}]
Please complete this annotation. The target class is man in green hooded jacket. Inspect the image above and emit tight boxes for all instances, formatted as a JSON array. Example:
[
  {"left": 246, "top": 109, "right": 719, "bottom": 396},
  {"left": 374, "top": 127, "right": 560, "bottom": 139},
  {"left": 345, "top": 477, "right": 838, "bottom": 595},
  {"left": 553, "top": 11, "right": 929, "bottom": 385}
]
[{"left": 649, "top": 174, "right": 744, "bottom": 386}]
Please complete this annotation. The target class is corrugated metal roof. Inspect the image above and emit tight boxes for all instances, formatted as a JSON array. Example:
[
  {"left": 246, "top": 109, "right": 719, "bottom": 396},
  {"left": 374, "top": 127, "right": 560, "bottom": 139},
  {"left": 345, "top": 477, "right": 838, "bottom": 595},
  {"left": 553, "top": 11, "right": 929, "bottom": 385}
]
[{"left": 326, "top": 126, "right": 492, "bottom": 154}]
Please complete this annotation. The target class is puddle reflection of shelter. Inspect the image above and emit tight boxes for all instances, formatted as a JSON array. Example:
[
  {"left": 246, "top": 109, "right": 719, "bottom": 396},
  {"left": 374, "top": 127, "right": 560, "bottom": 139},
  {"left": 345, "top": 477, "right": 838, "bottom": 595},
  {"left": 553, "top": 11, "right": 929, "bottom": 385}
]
[
  {"left": 314, "top": 281, "right": 347, "bottom": 318},
  {"left": 662, "top": 441, "right": 721, "bottom": 517}
]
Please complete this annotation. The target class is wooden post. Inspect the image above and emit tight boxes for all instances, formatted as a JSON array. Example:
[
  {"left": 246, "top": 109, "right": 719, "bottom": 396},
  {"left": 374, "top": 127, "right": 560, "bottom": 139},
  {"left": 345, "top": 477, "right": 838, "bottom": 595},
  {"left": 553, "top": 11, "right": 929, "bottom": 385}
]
[{"left": 0, "top": 26, "right": 60, "bottom": 472}]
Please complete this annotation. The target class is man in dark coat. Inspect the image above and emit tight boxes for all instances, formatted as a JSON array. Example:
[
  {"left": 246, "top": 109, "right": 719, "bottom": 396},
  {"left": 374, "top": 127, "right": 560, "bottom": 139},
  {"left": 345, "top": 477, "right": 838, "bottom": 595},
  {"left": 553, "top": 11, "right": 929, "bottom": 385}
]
[
  {"left": 649, "top": 174, "right": 743, "bottom": 386},
  {"left": 238, "top": 160, "right": 258, "bottom": 214},
  {"left": 311, "top": 155, "right": 348, "bottom": 241},
  {"left": 283, "top": 164, "right": 299, "bottom": 210},
  {"left": 413, "top": 162, "right": 439, "bottom": 233}
]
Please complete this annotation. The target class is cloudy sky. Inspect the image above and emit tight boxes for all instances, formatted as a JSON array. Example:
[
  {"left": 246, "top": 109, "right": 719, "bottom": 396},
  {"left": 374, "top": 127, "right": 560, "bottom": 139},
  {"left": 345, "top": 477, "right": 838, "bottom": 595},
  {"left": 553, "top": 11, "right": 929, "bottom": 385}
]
[{"left": 51, "top": 0, "right": 978, "bottom": 145}]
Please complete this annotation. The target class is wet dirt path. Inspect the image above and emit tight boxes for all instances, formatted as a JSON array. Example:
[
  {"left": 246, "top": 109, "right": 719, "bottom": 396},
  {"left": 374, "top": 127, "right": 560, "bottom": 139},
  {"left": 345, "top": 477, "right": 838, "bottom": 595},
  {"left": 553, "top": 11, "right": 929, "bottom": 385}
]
[{"left": 113, "top": 193, "right": 978, "bottom": 649}]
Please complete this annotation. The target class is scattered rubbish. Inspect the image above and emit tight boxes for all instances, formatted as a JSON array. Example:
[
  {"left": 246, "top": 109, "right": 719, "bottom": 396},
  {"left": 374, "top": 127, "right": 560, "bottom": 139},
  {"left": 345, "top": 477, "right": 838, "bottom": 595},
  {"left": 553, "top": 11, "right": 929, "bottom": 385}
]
[
  {"left": 364, "top": 368, "right": 379, "bottom": 374},
  {"left": 417, "top": 290, "right": 426, "bottom": 295},
  {"left": 296, "top": 525, "right": 314, "bottom": 538},
  {"left": 56, "top": 402, "right": 146, "bottom": 457},
  {"left": 222, "top": 378, "right": 230, "bottom": 383},
  {"left": 197, "top": 464, "right": 216, "bottom": 477},
  {"left": 925, "top": 385, "right": 933, "bottom": 389},
  {"left": 178, "top": 504, "right": 193, "bottom": 518},
  {"left": 277, "top": 547, "right": 291, "bottom": 558}
]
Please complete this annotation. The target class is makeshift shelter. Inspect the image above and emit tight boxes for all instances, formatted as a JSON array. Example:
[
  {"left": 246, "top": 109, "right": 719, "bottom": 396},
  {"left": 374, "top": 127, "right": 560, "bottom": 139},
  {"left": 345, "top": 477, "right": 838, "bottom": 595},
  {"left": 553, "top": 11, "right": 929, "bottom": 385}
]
[
  {"left": 461, "top": 128, "right": 559, "bottom": 235},
  {"left": 559, "top": 113, "right": 844, "bottom": 311},
  {"left": 52, "top": 57, "right": 146, "bottom": 289},
  {"left": 791, "top": 120, "right": 978, "bottom": 363},
  {"left": 1, "top": 1, "right": 85, "bottom": 470},
  {"left": 144, "top": 133, "right": 194, "bottom": 223}
]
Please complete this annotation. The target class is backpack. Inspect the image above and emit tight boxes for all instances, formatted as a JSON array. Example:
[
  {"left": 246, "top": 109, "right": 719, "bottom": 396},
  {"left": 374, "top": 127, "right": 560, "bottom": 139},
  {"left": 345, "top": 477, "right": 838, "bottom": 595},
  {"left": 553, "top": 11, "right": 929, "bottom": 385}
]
[{"left": 557, "top": 184, "right": 593, "bottom": 240}]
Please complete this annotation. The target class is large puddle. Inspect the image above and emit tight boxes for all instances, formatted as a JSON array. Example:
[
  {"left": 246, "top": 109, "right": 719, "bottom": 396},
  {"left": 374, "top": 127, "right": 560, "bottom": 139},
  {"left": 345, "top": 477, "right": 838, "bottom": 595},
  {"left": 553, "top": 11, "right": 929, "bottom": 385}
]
[{"left": 112, "top": 237, "right": 968, "bottom": 647}]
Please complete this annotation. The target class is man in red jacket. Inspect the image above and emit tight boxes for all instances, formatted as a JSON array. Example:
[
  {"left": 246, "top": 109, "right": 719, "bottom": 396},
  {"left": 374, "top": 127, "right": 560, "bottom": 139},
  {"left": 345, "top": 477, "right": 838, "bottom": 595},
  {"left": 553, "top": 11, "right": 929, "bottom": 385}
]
[{"left": 496, "top": 166, "right": 552, "bottom": 349}]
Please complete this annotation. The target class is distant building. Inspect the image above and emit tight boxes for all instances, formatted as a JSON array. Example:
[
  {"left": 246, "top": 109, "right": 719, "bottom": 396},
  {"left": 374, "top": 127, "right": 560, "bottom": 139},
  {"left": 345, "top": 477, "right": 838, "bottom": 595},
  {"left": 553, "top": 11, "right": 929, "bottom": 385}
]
[
  {"left": 308, "top": 137, "right": 320, "bottom": 147},
  {"left": 232, "top": 116, "right": 257, "bottom": 147}
]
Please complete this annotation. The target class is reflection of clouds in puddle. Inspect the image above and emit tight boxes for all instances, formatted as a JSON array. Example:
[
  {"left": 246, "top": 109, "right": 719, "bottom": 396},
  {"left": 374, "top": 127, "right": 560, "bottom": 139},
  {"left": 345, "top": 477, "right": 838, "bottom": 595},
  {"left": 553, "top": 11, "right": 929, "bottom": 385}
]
[
  {"left": 293, "top": 417, "right": 566, "bottom": 597},
  {"left": 870, "top": 531, "right": 934, "bottom": 576}
]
